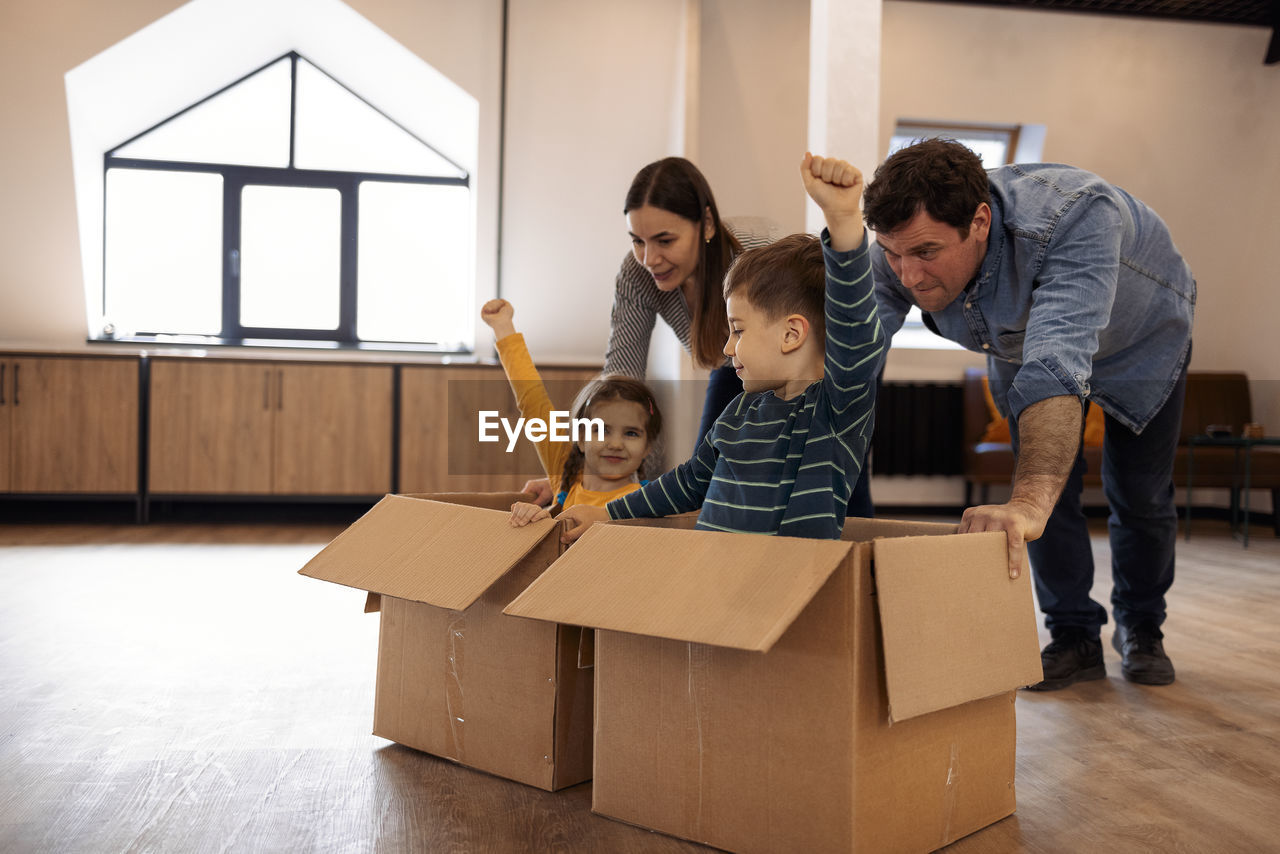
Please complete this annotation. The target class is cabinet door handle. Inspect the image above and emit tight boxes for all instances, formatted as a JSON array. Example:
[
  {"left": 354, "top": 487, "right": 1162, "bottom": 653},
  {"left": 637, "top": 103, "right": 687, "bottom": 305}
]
[
  {"left": 277, "top": 369, "right": 284, "bottom": 410},
  {"left": 11, "top": 363, "right": 17, "bottom": 405},
  {"left": 1, "top": 362, "right": 5, "bottom": 405},
  {"left": 263, "top": 370, "right": 271, "bottom": 410}
]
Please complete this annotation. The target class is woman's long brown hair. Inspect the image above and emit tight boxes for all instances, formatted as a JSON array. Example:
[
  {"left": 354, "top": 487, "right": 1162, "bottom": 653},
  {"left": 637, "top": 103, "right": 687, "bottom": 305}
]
[{"left": 625, "top": 157, "right": 742, "bottom": 370}]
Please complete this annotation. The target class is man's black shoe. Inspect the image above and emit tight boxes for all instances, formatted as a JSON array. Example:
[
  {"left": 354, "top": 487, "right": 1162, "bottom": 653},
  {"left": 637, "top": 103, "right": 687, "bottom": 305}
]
[
  {"left": 1024, "top": 627, "right": 1106, "bottom": 691},
  {"left": 1112, "top": 622, "right": 1176, "bottom": 685}
]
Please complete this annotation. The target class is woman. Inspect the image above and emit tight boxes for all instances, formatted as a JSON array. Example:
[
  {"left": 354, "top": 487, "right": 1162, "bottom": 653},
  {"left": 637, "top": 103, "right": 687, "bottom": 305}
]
[
  {"left": 605, "top": 156, "right": 771, "bottom": 444},
  {"left": 527, "top": 156, "right": 873, "bottom": 516}
]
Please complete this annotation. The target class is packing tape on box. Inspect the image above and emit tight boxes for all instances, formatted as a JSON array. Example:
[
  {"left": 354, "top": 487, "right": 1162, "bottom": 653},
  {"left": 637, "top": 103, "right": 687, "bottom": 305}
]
[{"left": 446, "top": 612, "right": 467, "bottom": 758}]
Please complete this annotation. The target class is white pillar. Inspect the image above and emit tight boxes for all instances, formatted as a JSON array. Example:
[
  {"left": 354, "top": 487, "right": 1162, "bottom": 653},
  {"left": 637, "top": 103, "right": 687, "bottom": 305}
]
[{"left": 806, "top": 0, "right": 881, "bottom": 233}]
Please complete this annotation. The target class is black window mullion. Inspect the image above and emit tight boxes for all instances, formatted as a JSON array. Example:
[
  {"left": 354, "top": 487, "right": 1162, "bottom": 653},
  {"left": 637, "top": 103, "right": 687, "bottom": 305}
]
[
  {"left": 288, "top": 53, "right": 298, "bottom": 169},
  {"left": 222, "top": 175, "right": 244, "bottom": 338},
  {"left": 338, "top": 178, "right": 360, "bottom": 342},
  {"left": 106, "top": 156, "right": 466, "bottom": 189}
]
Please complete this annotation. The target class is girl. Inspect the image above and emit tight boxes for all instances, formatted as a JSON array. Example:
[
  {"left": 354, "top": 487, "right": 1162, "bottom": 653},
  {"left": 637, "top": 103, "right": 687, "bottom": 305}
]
[{"left": 480, "top": 298, "right": 663, "bottom": 526}]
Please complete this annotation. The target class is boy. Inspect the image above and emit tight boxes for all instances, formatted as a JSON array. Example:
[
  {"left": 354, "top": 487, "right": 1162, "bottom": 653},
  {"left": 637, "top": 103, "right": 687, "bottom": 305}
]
[{"left": 559, "top": 153, "right": 882, "bottom": 541}]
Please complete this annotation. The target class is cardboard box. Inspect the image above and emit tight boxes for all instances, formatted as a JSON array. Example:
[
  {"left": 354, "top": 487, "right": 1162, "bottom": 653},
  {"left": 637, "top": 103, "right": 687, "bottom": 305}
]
[
  {"left": 503, "top": 515, "right": 1043, "bottom": 852},
  {"left": 299, "top": 493, "right": 592, "bottom": 791}
]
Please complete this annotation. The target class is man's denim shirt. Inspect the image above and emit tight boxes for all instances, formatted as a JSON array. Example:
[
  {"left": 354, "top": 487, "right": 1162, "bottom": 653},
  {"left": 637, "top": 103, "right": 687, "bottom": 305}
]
[{"left": 873, "top": 164, "right": 1195, "bottom": 434}]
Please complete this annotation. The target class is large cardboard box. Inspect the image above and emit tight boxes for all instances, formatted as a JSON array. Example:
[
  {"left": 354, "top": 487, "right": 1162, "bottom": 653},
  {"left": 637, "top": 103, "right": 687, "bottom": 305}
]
[
  {"left": 504, "top": 515, "right": 1043, "bottom": 852},
  {"left": 299, "top": 493, "right": 592, "bottom": 791}
]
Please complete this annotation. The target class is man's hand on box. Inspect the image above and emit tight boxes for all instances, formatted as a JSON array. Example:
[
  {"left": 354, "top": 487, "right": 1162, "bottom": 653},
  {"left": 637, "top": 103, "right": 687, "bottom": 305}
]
[
  {"left": 962, "top": 395, "right": 1080, "bottom": 578},
  {"left": 958, "top": 499, "right": 1047, "bottom": 579},
  {"left": 555, "top": 504, "right": 610, "bottom": 544}
]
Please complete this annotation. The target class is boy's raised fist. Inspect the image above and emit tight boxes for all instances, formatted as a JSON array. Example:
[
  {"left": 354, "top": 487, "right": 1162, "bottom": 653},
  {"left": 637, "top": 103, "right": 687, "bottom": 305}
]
[{"left": 801, "top": 152, "right": 866, "bottom": 253}]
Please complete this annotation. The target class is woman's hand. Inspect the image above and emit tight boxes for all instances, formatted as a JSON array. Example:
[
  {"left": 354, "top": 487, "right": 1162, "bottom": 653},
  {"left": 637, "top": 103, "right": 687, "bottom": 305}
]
[
  {"left": 520, "top": 477, "right": 554, "bottom": 507},
  {"left": 509, "top": 500, "right": 552, "bottom": 527},
  {"left": 555, "top": 504, "right": 611, "bottom": 544},
  {"left": 480, "top": 299, "right": 517, "bottom": 339},
  {"left": 800, "top": 153, "right": 865, "bottom": 252}
]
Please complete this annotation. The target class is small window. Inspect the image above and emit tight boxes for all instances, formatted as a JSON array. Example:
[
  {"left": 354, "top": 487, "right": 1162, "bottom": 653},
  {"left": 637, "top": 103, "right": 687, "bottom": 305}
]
[
  {"left": 889, "top": 120, "right": 1023, "bottom": 167},
  {"left": 102, "top": 52, "right": 472, "bottom": 350}
]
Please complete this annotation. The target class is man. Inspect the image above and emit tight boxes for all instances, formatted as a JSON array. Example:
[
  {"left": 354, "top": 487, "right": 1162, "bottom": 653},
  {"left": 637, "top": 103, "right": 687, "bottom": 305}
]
[{"left": 863, "top": 139, "right": 1194, "bottom": 690}]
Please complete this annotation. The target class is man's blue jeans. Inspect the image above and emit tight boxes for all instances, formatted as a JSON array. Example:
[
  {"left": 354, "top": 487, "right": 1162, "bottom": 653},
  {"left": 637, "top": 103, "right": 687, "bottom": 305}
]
[{"left": 1017, "top": 365, "right": 1187, "bottom": 636}]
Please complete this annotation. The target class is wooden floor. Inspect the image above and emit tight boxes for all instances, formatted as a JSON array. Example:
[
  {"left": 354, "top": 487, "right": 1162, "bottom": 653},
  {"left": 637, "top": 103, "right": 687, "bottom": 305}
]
[{"left": 1, "top": 508, "right": 1278, "bottom": 853}]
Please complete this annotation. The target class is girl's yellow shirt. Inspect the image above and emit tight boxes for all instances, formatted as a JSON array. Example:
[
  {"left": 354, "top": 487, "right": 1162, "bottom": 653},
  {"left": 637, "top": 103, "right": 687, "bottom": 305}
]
[{"left": 494, "top": 333, "right": 642, "bottom": 509}]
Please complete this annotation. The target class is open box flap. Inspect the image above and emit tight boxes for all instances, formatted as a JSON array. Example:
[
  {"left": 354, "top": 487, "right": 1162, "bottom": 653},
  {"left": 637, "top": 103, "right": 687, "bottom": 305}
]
[
  {"left": 299, "top": 494, "right": 555, "bottom": 610},
  {"left": 400, "top": 491, "right": 533, "bottom": 511},
  {"left": 873, "top": 530, "right": 1043, "bottom": 722},
  {"left": 841, "top": 516, "right": 957, "bottom": 541},
  {"left": 504, "top": 523, "right": 853, "bottom": 652}
]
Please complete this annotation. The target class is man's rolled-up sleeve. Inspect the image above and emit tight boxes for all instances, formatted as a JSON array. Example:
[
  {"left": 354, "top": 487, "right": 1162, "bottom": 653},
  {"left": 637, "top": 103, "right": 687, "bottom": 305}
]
[{"left": 1005, "top": 194, "right": 1123, "bottom": 421}]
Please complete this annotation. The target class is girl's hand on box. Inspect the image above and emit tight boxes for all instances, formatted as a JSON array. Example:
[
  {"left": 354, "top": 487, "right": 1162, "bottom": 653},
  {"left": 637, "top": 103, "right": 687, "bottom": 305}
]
[{"left": 509, "top": 501, "right": 552, "bottom": 527}]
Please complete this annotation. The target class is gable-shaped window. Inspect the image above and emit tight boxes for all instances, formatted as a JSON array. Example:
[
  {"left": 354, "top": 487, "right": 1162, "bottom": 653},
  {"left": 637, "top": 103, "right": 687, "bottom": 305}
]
[{"left": 102, "top": 52, "right": 472, "bottom": 349}]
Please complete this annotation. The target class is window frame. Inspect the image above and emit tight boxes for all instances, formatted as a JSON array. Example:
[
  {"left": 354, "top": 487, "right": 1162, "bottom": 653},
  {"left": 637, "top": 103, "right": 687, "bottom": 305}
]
[
  {"left": 102, "top": 51, "right": 471, "bottom": 349},
  {"left": 889, "top": 120, "right": 1021, "bottom": 167}
]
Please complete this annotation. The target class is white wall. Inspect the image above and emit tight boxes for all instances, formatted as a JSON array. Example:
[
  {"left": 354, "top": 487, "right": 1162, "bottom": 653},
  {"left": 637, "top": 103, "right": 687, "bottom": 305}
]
[
  {"left": 697, "top": 0, "right": 811, "bottom": 236},
  {"left": 1, "top": 0, "right": 181, "bottom": 344},
  {"left": 499, "top": 0, "right": 817, "bottom": 365},
  {"left": 880, "top": 2, "right": 1280, "bottom": 434},
  {"left": 497, "top": 0, "right": 689, "bottom": 364},
  {"left": 500, "top": 0, "right": 820, "bottom": 464}
]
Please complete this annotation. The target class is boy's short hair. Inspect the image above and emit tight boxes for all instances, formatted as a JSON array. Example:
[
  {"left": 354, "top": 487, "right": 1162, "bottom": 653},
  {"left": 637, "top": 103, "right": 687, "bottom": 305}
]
[{"left": 722, "top": 233, "right": 825, "bottom": 339}]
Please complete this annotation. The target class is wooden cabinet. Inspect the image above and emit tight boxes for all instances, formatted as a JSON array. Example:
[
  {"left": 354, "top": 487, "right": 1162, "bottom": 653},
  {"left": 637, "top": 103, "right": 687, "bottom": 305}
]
[
  {"left": 399, "top": 364, "right": 600, "bottom": 493},
  {"left": 149, "top": 359, "right": 393, "bottom": 496},
  {"left": 0, "top": 355, "right": 139, "bottom": 494},
  {"left": 0, "top": 348, "right": 599, "bottom": 509},
  {"left": 273, "top": 363, "right": 393, "bottom": 495}
]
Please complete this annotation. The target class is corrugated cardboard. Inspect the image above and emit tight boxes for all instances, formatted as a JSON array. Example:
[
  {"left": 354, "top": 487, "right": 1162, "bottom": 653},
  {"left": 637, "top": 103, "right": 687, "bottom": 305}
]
[
  {"left": 874, "top": 533, "right": 1041, "bottom": 722},
  {"left": 504, "top": 515, "right": 1043, "bottom": 852},
  {"left": 300, "top": 493, "right": 593, "bottom": 791},
  {"left": 503, "top": 522, "right": 854, "bottom": 650}
]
